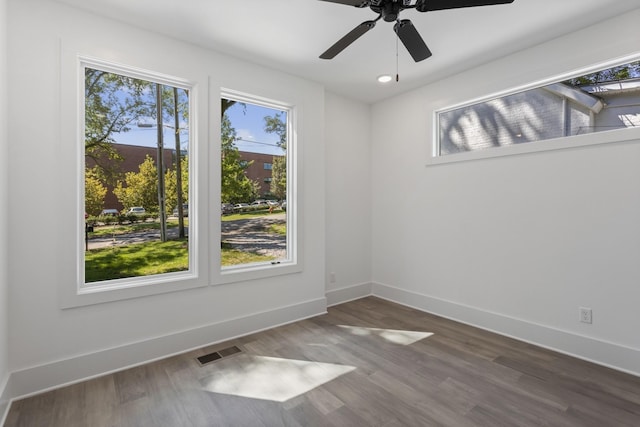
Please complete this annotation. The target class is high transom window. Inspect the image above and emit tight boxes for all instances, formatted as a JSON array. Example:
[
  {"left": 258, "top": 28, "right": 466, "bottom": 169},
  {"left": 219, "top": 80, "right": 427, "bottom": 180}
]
[{"left": 436, "top": 59, "right": 640, "bottom": 158}]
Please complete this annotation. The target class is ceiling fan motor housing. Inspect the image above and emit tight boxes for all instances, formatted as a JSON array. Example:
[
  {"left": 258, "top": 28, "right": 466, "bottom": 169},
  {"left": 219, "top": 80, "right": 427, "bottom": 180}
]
[{"left": 370, "top": 0, "right": 412, "bottom": 22}]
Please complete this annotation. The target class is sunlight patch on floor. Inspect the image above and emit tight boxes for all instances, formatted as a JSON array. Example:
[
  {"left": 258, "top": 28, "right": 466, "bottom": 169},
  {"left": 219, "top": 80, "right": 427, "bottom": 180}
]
[
  {"left": 201, "top": 354, "right": 355, "bottom": 402},
  {"left": 337, "top": 325, "right": 433, "bottom": 345}
]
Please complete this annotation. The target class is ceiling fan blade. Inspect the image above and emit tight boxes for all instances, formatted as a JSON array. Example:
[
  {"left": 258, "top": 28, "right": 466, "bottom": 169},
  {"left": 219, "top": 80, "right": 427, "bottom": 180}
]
[
  {"left": 393, "top": 19, "right": 432, "bottom": 62},
  {"left": 320, "top": 21, "right": 376, "bottom": 59},
  {"left": 318, "top": 0, "right": 369, "bottom": 7},
  {"left": 416, "top": 0, "right": 514, "bottom": 12}
]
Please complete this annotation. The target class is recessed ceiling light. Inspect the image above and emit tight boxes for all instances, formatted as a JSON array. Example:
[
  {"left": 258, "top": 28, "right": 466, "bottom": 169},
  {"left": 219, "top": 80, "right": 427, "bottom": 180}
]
[{"left": 377, "top": 74, "right": 392, "bottom": 83}]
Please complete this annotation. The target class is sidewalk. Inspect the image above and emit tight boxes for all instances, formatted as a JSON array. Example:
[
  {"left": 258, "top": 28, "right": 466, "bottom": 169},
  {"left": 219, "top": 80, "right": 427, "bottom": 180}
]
[
  {"left": 88, "top": 214, "right": 286, "bottom": 259},
  {"left": 87, "top": 226, "right": 187, "bottom": 250},
  {"left": 221, "top": 214, "right": 286, "bottom": 259}
]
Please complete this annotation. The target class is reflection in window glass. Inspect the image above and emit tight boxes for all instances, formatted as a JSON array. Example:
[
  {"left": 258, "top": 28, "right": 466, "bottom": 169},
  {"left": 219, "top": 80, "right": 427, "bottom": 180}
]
[
  {"left": 84, "top": 66, "right": 190, "bottom": 283},
  {"left": 438, "top": 61, "right": 640, "bottom": 156},
  {"left": 220, "top": 97, "right": 288, "bottom": 269}
]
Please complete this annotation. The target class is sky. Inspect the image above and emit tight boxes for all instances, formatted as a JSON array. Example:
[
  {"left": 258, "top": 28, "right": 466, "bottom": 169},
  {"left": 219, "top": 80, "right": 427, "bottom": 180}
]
[
  {"left": 226, "top": 102, "right": 286, "bottom": 156},
  {"left": 113, "top": 99, "right": 286, "bottom": 156}
]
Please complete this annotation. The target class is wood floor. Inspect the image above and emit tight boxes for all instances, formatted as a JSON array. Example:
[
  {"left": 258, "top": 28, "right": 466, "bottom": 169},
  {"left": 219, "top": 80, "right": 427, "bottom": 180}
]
[{"left": 5, "top": 297, "right": 640, "bottom": 426}]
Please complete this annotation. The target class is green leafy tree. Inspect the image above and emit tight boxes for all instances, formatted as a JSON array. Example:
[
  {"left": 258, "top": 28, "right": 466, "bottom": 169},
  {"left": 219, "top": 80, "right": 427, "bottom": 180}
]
[
  {"left": 263, "top": 112, "right": 287, "bottom": 200},
  {"left": 113, "top": 155, "right": 159, "bottom": 213},
  {"left": 165, "top": 156, "right": 189, "bottom": 213},
  {"left": 221, "top": 111, "right": 259, "bottom": 203},
  {"left": 270, "top": 156, "right": 286, "bottom": 200},
  {"left": 85, "top": 167, "right": 107, "bottom": 216},
  {"left": 85, "top": 68, "right": 152, "bottom": 183},
  {"left": 565, "top": 61, "right": 640, "bottom": 86}
]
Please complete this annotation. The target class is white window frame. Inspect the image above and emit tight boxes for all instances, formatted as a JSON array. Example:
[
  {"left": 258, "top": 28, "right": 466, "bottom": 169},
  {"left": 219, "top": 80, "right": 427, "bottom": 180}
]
[
  {"left": 215, "top": 89, "right": 301, "bottom": 285},
  {"left": 429, "top": 53, "right": 640, "bottom": 166},
  {"left": 59, "top": 52, "right": 208, "bottom": 309}
]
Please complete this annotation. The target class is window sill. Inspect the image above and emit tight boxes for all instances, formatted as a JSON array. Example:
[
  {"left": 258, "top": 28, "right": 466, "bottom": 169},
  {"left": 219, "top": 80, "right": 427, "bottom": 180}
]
[
  {"left": 426, "top": 127, "right": 640, "bottom": 166},
  {"left": 217, "top": 260, "right": 303, "bottom": 285},
  {"left": 60, "top": 272, "right": 206, "bottom": 309}
]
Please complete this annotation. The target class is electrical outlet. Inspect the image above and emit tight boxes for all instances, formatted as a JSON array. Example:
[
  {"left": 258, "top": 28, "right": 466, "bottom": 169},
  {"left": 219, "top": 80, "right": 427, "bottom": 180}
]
[
  {"left": 330, "top": 272, "right": 336, "bottom": 283},
  {"left": 579, "top": 307, "right": 592, "bottom": 324}
]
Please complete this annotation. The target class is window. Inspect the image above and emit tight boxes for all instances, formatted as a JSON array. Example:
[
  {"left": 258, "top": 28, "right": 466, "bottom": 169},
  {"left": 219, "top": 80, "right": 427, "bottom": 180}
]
[
  {"left": 62, "top": 53, "right": 303, "bottom": 305},
  {"left": 220, "top": 93, "right": 294, "bottom": 275},
  {"left": 82, "top": 61, "right": 192, "bottom": 289},
  {"left": 435, "top": 59, "right": 640, "bottom": 159}
]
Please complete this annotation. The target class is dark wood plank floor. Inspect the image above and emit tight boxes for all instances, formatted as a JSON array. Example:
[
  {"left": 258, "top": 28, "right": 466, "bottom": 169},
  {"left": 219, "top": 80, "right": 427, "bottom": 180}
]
[{"left": 5, "top": 297, "right": 640, "bottom": 426}]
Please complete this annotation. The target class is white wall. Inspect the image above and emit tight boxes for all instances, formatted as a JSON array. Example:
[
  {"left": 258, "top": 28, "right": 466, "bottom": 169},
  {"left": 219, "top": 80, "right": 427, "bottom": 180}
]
[
  {"left": 325, "top": 92, "right": 372, "bottom": 305},
  {"left": 7, "top": 0, "right": 327, "bottom": 396},
  {"left": 371, "top": 9, "right": 640, "bottom": 374},
  {"left": 5, "top": 0, "right": 639, "bottom": 408},
  {"left": 0, "top": 0, "right": 11, "bottom": 417}
]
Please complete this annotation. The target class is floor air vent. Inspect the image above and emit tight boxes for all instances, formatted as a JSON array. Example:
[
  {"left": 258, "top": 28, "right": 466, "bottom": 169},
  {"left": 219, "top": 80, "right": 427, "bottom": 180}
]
[{"left": 197, "top": 345, "right": 242, "bottom": 365}]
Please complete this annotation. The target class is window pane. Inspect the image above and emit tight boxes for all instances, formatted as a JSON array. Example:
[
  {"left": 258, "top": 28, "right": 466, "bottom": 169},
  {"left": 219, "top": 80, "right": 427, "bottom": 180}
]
[
  {"left": 84, "top": 67, "right": 190, "bottom": 283},
  {"left": 438, "top": 60, "right": 640, "bottom": 155},
  {"left": 221, "top": 98, "right": 288, "bottom": 269}
]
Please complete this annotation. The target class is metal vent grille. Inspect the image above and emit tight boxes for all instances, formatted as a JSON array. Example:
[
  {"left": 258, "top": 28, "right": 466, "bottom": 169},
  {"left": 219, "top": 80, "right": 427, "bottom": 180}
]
[{"left": 197, "top": 345, "right": 242, "bottom": 365}]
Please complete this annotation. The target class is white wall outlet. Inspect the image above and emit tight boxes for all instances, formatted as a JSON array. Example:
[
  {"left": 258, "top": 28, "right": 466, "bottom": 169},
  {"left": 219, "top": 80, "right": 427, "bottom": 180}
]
[
  {"left": 579, "top": 307, "right": 592, "bottom": 324},
  {"left": 330, "top": 272, "right": 336, "bottom": 283}
]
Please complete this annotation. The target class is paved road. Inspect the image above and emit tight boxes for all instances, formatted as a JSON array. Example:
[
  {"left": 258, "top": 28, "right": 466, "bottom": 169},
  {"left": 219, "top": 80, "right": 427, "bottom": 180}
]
[
  {"left": 87, "top": 226, "right": 188, "bottom": 250},
  {"left": 221, "top": 214, "right": 286, "bottom": 259},
  {"left": 88, "top": 214, "right": 286, "bottom": 259}
]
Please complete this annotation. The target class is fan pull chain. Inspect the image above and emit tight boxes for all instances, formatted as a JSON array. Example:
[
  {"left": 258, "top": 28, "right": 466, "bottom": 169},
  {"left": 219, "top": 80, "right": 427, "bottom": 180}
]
[{"left": 395, "top": 24, "right": 399, "bottom": 82}]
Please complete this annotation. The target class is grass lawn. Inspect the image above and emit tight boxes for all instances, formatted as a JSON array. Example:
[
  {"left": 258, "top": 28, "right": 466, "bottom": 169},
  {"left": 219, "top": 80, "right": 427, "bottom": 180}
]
[
  {"left": 85, "top": 238, "right": 275, "bottom": 282},
  {"left": 220, "top": 242, "right": 275, "bottom": 265},
  {"left": 85, "top": 238, "right": 189, "bottom": 282},
  {"left": 221, "top": 210, "right": 284, "bottom": 222},
  {"left": 267, "top": 223, "right": 286, "bottom": 236}
]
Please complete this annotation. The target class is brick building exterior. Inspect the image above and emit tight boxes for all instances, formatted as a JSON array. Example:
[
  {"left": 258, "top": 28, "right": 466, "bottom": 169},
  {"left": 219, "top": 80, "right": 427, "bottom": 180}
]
[
  {"left": 86, "top": 143, "right": 178, "bottom": 212},
  {"left": 87, "top": 143, "right": 283, "bottom": 212},
  {"left": 239, "top": 151, "right": 284, "bottom": 197}
]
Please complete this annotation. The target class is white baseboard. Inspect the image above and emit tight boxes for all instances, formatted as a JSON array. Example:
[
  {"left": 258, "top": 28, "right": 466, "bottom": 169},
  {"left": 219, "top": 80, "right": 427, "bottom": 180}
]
[
  {"left": 5, "top": 281, "right": 640, "bottom": 416},
  {"left": 326, "top": 282, "right": 372, "bottom": 307},
  {"left": 7, "top": 297, "right": 327, "bottom": 401},
  {"left": 372, "top": 282, "right": 640, "bottom": 377}
]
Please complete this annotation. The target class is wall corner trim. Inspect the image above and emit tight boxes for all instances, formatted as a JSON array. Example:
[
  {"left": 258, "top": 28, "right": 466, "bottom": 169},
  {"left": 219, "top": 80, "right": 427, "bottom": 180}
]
[
  {"left": 372, "top": 282, "right": 640, "bottom": 377},
  {"left": 326, "top": 282, "right": 372, "bottom": 307},
  {"left": 0, "top": 373, "right": 12, "bottom": 426}
]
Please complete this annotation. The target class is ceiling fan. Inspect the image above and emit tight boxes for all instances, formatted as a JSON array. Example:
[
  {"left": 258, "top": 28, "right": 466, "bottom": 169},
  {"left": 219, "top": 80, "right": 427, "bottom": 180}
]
[{"left": 319, "top": 0, "right": 515, "bottom": 62}]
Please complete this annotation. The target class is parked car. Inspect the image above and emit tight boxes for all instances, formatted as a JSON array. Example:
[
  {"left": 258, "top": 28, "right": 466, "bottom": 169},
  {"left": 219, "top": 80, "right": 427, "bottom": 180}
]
[
  {"left": 126, "top": 207, "right": 146, "bottom": 215},
  {"left": 100, "top": 208, "right": 119, "bottom": 216},
  {"left": 233, "top": 203, "right": 250, "bottom": 211},
  {"left": 281, "top": 201, "right": 286, "bottom": 211},
  {"left": 251, "top": 200, "right": 267, "bottom": 206},
  {"left": 172, "top": 203, "right": 188, "bottom": 217},
  {"left": 221, "top": 203, "right": 235, "bottom": 214},
  {"left": 266, "top": 200, "right": 279, "bottom": 207}
]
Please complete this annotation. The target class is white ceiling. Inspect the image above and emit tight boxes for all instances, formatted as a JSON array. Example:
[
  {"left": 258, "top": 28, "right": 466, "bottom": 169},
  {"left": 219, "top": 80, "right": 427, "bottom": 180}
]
[{"left": 54, "top": 0, "right": 640, "bottom": 104}]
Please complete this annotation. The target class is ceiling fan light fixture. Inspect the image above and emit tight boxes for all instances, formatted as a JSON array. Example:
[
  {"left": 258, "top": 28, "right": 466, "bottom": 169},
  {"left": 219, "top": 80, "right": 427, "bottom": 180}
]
[
  {"left": 318, "top": 0, "right": 517, "bottom": 62},
  {"left": 377, "top": 74, "right": 393, "bottom": 83}
]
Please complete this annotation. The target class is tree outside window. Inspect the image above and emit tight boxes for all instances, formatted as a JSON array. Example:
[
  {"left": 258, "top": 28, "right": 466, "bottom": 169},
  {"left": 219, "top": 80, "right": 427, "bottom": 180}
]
[{"left": 83, "top": 65, "right": 190, "bottom": 284}]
